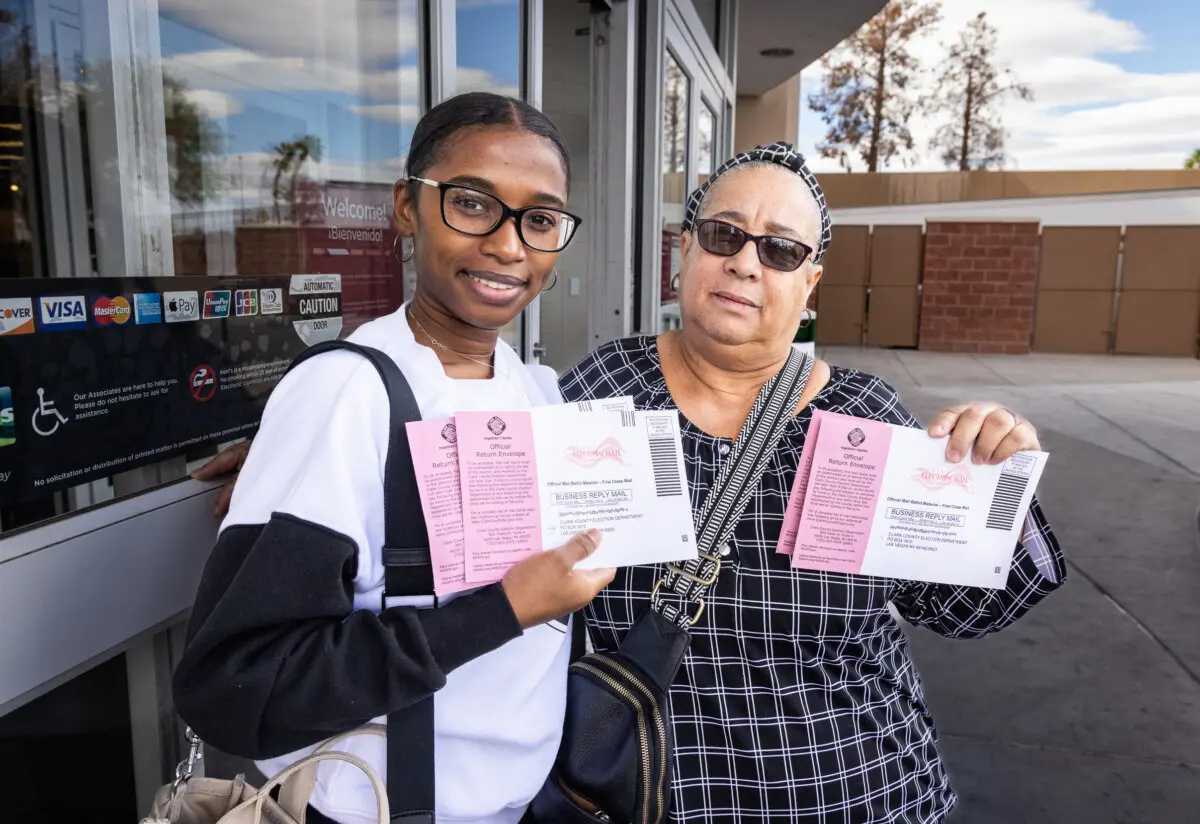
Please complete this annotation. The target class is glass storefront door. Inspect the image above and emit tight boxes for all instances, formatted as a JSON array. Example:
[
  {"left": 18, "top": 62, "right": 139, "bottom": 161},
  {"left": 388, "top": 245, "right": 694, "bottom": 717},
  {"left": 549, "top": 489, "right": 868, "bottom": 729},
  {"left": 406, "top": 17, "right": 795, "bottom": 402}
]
[
  {"left": 0, "top": 0, "right": 424, "bottom": 816},
  {"left": 655, "top": 1, "right": 729, "bottom": 332},
  {"left": 1, "top": 0, "right": 420, "bottom": 535}
]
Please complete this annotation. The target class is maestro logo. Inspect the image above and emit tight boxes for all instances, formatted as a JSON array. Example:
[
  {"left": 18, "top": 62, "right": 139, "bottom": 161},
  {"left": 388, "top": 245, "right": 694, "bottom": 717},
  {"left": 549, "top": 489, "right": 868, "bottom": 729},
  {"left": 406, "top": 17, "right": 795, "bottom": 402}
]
[
  {"left": 259, "top": 288, "right": 284, "bottom": 315},
  {"left": 93, "top": 295, "right": 132, "bottom": 326},
  {"left": 133, "top": 293, "right": 162, "bottom": 324},
  {"left": 0, "top": 386, "right": 14, "bottom": 447},
  {"left": 203, "top": 290, "right": 231, "bottom": 319},
  {"left": 0, "top": 298, "right": 34, "bottom": 336},
  {"left": 163, "top": 291, "right": 200, "bottom": 323},
  {"left": 38, "top": 295, "right": 88, "bottom": 330}
]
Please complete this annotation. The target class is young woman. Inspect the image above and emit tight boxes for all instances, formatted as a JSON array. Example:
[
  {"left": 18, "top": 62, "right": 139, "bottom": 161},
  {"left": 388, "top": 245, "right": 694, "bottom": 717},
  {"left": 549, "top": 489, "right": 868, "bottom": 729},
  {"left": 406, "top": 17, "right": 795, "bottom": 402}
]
[{"left": 173, "top": 92, "right": 615, "bottom": 824}]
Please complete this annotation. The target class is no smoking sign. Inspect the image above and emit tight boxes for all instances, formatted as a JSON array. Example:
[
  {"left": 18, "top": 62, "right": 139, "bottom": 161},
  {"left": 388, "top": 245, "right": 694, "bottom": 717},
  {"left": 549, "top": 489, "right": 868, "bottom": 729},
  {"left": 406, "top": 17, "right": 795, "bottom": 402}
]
[{"left": 189, "top": 364, "right": 217, "bottom": 402}]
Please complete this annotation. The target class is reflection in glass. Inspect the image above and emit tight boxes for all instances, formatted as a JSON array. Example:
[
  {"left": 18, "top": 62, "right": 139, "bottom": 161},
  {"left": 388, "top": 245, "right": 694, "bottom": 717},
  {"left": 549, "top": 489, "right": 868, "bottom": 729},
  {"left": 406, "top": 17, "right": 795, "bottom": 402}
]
[
  {"left": 0, "top": 1, "right": 422, "bottom": 535},
  {"left": 456, "top": 0, "right": 524, "bottom": 351},
  {"left": 660, "top": 51, "right": 689, "bottom": 332},
  {"left": 456, "top": 0, "right": 521, "bottom": 97},
  {"left": 158, "top": 0, "right": 417, "bottom": 290},
  {"left": 692, "top": 0, "right": 722, "bottom": 51},
  {"left": 698, "top": 101, "right": 715, "bottom": 185}
]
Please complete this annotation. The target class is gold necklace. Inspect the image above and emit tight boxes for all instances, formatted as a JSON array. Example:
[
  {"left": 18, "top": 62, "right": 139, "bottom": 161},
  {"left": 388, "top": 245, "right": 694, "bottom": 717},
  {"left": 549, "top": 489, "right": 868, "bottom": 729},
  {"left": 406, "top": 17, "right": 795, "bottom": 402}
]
[{"left": 407, "top": 307, "right": 495, "bottom": 370}]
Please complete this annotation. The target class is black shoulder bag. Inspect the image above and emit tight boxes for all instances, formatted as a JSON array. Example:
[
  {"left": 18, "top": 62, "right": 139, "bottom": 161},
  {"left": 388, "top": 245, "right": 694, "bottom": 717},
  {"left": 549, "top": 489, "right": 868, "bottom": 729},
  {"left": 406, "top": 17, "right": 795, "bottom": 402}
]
[
  {"left": 525, "top": 348, "right": 814, "bottom": 824},
  {"left": 285, "top": 340, "right": 437, "bottom": 823}
]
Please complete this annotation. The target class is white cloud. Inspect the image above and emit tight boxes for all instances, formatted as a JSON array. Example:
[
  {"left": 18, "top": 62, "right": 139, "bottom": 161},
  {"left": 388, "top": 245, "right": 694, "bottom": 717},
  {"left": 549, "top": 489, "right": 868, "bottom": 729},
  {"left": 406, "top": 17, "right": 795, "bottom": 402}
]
[
  {"left": 455, "top": 67, "right": 519, "bottom": 99},
  {"left": 159, "top": 0, "right": 420, "bottom": 67},
  {"left": 348, "top": 103, "right": 421, "bottom": 125},
  {"left": 182, "top": 88, "right": 244, "bottom": 118},
  {"left": 163, "top": 48, "right": 420, "bottom": 103},
  {"left": 800, "top": 0, "right": 1198, "bottom": 171}
]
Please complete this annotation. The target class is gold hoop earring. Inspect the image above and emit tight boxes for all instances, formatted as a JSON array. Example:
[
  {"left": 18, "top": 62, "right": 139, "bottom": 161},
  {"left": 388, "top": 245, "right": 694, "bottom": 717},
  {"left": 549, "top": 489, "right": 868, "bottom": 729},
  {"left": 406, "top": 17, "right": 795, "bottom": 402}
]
[
  {"left": 798, "top": 307, "right": 812, "bottom": 329},
  {"left": 541, "top": 269, "right": 559, "bottom": 292},
  {"left": 670, "top": 272, "right": 680, "bottom": 292},
  {"left": 393, "top": 235, "right": 414, "bottom": 263}
]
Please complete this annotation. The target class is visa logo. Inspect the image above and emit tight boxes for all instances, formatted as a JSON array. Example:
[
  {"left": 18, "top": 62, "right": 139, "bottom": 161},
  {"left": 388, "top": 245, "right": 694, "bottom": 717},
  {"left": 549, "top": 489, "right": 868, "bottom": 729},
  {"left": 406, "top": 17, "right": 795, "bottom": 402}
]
[{"left": 39, "top": 296, "right": 88, "bottom": 330}]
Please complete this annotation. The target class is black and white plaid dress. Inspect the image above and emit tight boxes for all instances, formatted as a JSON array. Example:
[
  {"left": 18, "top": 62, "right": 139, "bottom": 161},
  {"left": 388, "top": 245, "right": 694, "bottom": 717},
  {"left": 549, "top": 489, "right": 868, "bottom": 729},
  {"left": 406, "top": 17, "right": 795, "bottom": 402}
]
[{"left": 559, "top": 337, "right": 1066, "bottom": 824}]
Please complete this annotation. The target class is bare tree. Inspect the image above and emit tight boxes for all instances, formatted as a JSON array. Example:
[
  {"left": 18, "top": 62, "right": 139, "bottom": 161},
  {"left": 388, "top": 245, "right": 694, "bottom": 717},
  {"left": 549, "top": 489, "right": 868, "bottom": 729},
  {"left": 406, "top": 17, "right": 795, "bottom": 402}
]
[
  {"left": 927, "top": 12, "right": 1032, "bottom": 171},
  {"left": 808, "top": 0, "right": 942, "bottom": 172}
]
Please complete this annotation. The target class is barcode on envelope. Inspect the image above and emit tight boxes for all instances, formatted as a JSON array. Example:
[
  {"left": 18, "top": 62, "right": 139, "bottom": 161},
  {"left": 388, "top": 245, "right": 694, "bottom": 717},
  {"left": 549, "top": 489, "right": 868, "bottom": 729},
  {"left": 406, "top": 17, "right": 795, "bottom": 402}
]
[
  {"left": 648, "top": 438, "right": 683, "bottom": 497},
  {"left": 576, "top": 400, "right": 593, "bottom": 412},
  {"left": 986, "top": 472, "right": 1030, "bottom": 531},
  {"left": 620, "top": 410, "right": 636, "bottom": 428}
]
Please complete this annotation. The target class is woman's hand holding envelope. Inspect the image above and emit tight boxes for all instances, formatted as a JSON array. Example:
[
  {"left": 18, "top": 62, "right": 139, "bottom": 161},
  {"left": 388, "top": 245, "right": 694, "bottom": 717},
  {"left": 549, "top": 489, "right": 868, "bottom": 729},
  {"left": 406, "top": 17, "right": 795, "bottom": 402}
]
[
  {"left": 501, "top": 529, "right": 616, "bottom": 629},
  {"left": 928, "top": 402, "right": 1041, "bottom": 465}
]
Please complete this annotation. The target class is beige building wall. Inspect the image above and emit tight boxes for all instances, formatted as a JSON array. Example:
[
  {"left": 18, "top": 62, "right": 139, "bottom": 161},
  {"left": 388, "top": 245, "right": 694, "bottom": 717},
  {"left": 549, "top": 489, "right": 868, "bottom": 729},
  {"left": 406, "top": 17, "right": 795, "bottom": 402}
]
[
  {"left": 734, "top": 74, "right": 800, "bottom": 153},
  {"left": 821, "top": 169, "right": 1200, "bottom": 209}
]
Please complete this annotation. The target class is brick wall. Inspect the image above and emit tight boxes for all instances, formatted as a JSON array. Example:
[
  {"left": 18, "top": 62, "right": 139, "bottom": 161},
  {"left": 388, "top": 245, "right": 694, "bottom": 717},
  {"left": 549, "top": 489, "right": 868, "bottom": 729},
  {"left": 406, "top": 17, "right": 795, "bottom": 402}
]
[{"left": 919, "top": 221, "right": 1040, "bottom": 354}]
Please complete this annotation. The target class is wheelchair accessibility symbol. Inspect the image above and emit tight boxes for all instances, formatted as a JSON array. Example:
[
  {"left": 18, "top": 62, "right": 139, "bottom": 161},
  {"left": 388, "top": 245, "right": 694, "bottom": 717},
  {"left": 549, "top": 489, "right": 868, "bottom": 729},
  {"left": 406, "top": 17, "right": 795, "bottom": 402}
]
[{"left": 32, "top": 387, "right": 69, "bottom": 436}]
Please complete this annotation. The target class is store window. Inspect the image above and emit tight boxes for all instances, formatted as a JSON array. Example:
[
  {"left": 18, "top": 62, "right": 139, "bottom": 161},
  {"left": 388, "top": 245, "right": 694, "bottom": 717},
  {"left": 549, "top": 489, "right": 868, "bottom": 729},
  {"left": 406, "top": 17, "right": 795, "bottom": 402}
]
[
  {"left": 0, "top": 1, "right": 420, "bottom": 534},
  {"left": 691, "top": 0, "right": 722, "bottom": 53},
  {"left": 454, "top": 0, "right": 526, "bottom": 352},
  {"left": 698, "top": 100, "right": 715, "bottom": 186},
  {"left": 659, "top": 50, "right": 688, "bottom": 332}
]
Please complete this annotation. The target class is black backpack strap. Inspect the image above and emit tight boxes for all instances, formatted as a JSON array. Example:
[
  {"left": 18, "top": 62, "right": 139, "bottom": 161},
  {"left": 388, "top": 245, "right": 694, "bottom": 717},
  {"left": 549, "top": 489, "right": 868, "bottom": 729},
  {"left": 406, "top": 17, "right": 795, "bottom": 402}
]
[
  {"left": 568, "top": 610, "right": 588, "bottom": 663},
  {"left": 284, "top": 340, "right": 435, "bottom": 823}
]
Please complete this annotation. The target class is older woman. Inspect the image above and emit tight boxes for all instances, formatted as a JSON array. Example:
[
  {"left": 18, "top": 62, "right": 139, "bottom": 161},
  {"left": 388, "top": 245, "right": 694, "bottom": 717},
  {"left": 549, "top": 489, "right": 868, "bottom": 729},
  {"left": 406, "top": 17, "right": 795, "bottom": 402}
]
[{"left": 558, "top": 143, "right": 1065, "bottom": 822}]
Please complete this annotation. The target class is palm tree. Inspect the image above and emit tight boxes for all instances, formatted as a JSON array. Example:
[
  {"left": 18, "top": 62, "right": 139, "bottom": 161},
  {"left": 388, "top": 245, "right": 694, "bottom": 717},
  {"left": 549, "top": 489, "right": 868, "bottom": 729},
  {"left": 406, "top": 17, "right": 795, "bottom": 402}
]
[
  {"left": 1186, "top": 149, "right": 1200, "bottom": 170},
  {"left": 269, "top": 134, "right": 323, "bottom": 222}
]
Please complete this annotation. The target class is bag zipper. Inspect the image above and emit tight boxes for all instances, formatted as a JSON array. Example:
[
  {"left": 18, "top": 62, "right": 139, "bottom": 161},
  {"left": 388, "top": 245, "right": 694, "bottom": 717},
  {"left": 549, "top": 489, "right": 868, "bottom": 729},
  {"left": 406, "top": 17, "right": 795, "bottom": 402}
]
[
  {"left": 579, "top": 655, "right": 669, "bottom": 824},
  {"left": 573, "top": 661, "right": 655, "bottom": 824}
]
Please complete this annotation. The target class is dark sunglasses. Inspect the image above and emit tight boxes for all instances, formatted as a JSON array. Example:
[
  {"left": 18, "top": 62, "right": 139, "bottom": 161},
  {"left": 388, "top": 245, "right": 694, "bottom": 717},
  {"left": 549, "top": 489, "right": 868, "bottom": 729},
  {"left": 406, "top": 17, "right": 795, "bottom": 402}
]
[{"left": 692, "top": 218, "right": 814, "bottom": 272}]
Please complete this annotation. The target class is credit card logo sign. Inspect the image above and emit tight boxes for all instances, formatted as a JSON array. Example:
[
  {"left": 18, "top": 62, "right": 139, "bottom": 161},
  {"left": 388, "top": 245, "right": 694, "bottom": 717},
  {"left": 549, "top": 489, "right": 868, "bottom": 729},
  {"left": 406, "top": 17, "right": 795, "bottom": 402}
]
[
  {"left": 133, "top": 293, "right": 162, "bottom": 324},
  {"left": 203, "top": 290, "right": 231, "bottom": 319},
  {"left": 259, "top": 288, "right": 284, "bottom": 315},
  {"left": 0, "top": 298, "right": 34, "bottom": 335},
  {"left": 93, "top": 295, "right": 132, "bottom": 326},
  {"left": 163, "top": 291, "right": 200, "bottom": 323},
  {"left": 0, "top": 386, "right": 14, "bottom": 447},
  {"left": 38, "top": 296, "right": 88, "bottom": 330},
  {"left": 234, "top": 289, "right": 258, "bottom": 317}
]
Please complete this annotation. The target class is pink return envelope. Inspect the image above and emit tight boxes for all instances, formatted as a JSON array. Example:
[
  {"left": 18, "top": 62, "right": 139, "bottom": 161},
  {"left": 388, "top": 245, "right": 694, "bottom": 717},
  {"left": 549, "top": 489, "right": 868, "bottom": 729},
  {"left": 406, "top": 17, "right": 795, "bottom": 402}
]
[{"left": 776, "top": 410, "right": 824, "bottom": 555}]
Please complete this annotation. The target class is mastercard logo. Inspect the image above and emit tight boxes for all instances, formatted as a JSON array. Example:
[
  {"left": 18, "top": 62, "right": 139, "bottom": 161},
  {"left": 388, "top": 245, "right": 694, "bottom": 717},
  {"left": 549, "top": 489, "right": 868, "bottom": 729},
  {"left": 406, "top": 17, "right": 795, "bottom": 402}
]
[{"left": 94, "top": 295, "right": 132, "bottom": 326}]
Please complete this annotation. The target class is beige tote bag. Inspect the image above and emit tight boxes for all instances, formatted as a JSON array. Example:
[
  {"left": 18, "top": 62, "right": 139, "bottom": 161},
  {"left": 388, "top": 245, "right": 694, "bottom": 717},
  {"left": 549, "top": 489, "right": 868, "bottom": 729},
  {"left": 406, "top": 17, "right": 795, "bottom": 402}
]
[{"left": 142, "top": 726, "right": 387, "bottom": 824}]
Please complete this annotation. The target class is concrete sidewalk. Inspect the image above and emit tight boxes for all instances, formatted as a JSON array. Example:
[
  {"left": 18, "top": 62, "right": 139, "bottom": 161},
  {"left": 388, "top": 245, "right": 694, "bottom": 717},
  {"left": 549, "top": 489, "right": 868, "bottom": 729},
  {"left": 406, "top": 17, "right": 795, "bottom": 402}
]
[{"left": 820, "top": 347, "right": 1200, "bottom": 824}]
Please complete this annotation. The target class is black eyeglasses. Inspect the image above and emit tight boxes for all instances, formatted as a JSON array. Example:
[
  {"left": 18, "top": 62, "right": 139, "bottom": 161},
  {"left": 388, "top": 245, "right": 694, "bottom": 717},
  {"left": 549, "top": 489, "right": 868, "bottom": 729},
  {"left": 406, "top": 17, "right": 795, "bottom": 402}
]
[
  {"left": 692, "top": 218, "right": 814, "bottom": 272},
  {"left": 409, "top": 177, "right": 582, "bottom": 253}
]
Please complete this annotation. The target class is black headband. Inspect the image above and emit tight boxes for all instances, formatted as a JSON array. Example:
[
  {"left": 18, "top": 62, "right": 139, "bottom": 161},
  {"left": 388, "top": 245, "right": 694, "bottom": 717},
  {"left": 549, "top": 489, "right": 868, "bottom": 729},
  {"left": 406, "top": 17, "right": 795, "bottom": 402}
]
[{"left": 681, "top": 141, "right": 832, "bottom": 263}]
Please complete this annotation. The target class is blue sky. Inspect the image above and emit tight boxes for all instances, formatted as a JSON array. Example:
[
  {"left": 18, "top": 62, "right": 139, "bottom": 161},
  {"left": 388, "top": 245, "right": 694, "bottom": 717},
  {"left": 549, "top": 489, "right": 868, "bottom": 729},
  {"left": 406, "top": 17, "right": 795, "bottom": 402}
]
[{"left": 797, "top": 0, "right": 1200, "bottom": 172}]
